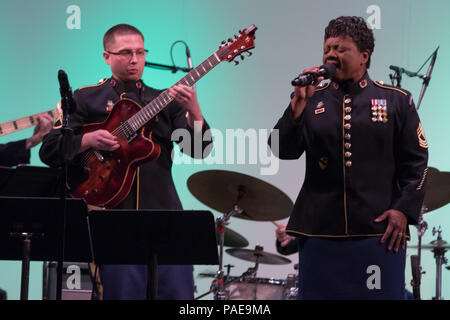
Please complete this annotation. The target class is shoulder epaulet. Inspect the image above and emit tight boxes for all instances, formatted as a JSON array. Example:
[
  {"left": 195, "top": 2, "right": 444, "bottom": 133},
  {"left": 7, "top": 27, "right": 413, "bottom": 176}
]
[
  {"left": 373, "top": 80, "right": 408, "bottom": 96},
  {"left": 78, "top": 78, "right": 109, "bottom": 91},
  {"left": 315, "top": 81, "right": 330, "bottom": 92}
]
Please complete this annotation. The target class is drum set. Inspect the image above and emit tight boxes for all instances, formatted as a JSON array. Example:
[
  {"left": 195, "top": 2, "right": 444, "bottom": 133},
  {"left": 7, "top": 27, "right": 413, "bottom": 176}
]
[
  {"left": 186, "top": 170, "right": 298, "bottom": 300},
  {"left": 187, "top": 167, "right": 450, "bottom": 300},
  {"left": 409, "top": 167, "right": 450, "bottom": 300}
]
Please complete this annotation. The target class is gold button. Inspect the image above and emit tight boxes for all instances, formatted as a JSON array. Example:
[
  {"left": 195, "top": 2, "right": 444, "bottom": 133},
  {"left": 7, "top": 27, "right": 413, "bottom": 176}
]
[
  {"left": 345, "top": 161, "right": 352, "bottom": 167},
  {"left": 344, "top": 115, "right": 351, "bottom": 121},
  {"left": 372, "top": 117, "right": 377, "bottom": 122},
  {"left": 344, "top": 98, "right": 351, "bottom": 104},
  {"left": 345, "top": 133, "right": 351, "bottom": 140},
  {"left": 345, "top": 107, "right": 352, "bottom": 113},
  {"left": 345, "top": 152, "right": 352, "bottom": 158},
  {"left": 344, "top": 123, "right": 351, "bottom": 130},
  {"left": 345, "top": 143, "right": 351, "bottom": 149}
]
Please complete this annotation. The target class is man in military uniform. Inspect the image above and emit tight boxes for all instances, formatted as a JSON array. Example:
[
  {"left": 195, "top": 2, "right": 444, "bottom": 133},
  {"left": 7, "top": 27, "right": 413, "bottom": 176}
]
[
  {"left": 270, "top": 16, "right": 428, "bottom": 299},
  {"left": 40, "top": 24, "right": 212, "bottom": 299}
]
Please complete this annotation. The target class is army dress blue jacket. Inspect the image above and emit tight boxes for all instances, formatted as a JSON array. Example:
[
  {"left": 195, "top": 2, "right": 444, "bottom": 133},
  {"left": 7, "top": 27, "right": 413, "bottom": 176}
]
[{"left": 270, "top": 73, "right": 428, "bottom": 237}]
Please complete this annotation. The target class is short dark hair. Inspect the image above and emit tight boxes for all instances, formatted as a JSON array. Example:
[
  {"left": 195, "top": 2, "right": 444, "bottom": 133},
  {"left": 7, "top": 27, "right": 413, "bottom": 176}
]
[
  {"left": 324, "top": 16, "right": 375, "bottom": 68},
  {"left": 103, "top": 24, "right": 144, "bottom": 50}
]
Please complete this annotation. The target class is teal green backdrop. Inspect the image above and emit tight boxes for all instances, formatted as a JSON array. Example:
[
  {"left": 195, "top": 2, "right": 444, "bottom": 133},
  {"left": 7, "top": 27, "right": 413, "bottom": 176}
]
[{"left": 0, "top": 0, "right": 449, "bottom": 300}]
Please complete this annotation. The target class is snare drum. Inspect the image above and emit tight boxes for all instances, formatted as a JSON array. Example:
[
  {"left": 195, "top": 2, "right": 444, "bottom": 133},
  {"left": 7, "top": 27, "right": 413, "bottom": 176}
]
[{"left": 225, "top": 276, "right": 287, "bottom": 300}]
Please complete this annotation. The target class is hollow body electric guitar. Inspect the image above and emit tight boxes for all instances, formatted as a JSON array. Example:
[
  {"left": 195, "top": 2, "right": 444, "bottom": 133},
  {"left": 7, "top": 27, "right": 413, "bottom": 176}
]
[{"left": 71, "top": 25, "right": 257, "bottom": 208}]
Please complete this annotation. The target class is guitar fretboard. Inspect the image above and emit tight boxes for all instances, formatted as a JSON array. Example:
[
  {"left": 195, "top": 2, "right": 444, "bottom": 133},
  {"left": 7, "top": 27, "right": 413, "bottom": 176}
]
[
  {"left": 127, "top": 52, "right": 221, "bottom": 131},
  {"left": 0, "top": 109, "right": 57, "bottom": 136}
]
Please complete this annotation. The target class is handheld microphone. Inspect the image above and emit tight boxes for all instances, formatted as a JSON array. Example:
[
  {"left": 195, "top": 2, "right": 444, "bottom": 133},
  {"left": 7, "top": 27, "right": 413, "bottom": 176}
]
[
  {"left": 291, "top": 63, "right": 337, "bottom": 86},
  {"left": 58, "top": 70, "right": 77, "bottom": 114}
]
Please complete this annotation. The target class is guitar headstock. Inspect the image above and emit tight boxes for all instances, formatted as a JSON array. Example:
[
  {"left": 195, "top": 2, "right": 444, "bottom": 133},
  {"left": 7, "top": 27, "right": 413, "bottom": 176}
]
[{"left": 217, "top": 25, "right": 257, "bottom": 65}]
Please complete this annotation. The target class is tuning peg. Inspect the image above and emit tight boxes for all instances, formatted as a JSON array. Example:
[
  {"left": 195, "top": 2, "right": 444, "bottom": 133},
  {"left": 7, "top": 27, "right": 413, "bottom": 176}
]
[
  {"left": 228, "top": 38, "right": 232, "bottom": 42},
  {"left": 238, "top": 30, "right": 242, "bottom": 33},
  {"left": 240, "top": 54, "right": 244, "bottom": 60},
  {"left": 246, "top": 51, "right": 253, "bottom": 57},
  {"left": 221, "top": 40, "right": 226, "bottom": 44},
  {"left": 234, "top": 60, "right": 239, "bottom": 66}
]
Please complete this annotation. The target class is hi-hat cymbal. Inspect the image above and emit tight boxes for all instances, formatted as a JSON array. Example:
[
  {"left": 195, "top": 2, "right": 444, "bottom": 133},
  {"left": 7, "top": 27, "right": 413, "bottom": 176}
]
[
  {"left": 226, "top": 248, "right": 291, "bottom": 265},
  {"left": 216, "top": 227, "right": 249, "bottom": 248},
  {"left": 423, "top": 167, "right": 450, "bottom": 213},
  {"left": 408, "top": 239, "right": 449, "bottom": 250},
  {"left": 187, "top": 170, "right": 293, "bottom": 221}
]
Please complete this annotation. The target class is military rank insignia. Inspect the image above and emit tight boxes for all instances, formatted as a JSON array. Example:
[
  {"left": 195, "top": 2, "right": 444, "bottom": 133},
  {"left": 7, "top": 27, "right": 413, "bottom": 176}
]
[
  {"left": 371, "top": 99, "right": 388, "bottom": 123},
  {"left": 417, "top": 122, "right": 428, "bottom": 148}
]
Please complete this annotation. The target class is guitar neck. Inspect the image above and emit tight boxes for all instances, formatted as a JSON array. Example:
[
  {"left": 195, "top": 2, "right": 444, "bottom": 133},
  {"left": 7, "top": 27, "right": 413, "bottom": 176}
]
[
  {"left": 127, "top": 52, "right": 221, "bottom": 131},
  {"left": 0, "top": 108, "right": 58, "bottom": 137}
]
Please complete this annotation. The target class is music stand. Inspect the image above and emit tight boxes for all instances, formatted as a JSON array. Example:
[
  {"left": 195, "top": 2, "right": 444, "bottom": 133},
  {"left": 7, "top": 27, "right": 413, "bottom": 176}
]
[
  {"left": 87, "top": 209, "right": 219, "bottom": 300},
  {"left": 0, "top": 165, "right": 60, "bottom": 197},
  {"left": 0, "top": 197, "right": 91, "bottom": 300}
]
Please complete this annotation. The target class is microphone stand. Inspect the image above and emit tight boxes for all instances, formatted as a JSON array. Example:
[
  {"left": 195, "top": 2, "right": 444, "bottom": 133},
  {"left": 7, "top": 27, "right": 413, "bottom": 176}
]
[
  {"left": 145, "top": 40, "right": 193, "bottom": 75},
  {"left": 389, "top": 70, "right": 402, "bottom": 88},
  {"left": 388, "top": 46, "right": 439, "bottom": 108},
  {"left": 144, "top": 61, "right": 191, "bottom": 73},
  {"left": 416, "top": 47, "right": 439, "bottom": 110},
  {"left": 56, "top": 77, "right": 74, "bottom": 300}
]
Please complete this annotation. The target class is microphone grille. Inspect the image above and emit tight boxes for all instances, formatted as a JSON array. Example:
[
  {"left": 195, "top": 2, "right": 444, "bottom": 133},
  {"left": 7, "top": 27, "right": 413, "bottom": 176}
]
[{"left": 321, "top": 63, "right": 337, "bottom": 77}]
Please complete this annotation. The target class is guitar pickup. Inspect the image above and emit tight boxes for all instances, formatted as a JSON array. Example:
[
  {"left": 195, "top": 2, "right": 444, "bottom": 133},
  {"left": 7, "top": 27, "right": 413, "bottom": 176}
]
[{"left": 126, "top": 132, "right": 137, "bottom": 143}]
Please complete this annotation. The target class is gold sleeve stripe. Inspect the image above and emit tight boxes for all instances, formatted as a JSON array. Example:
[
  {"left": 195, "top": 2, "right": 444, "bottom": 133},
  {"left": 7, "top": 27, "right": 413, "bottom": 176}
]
[
  {"left": 417, "top": 167, "right": 428, "bottom": 191},
  {"left": 417, "top": 123, "right": 428, "bottom": 148}
]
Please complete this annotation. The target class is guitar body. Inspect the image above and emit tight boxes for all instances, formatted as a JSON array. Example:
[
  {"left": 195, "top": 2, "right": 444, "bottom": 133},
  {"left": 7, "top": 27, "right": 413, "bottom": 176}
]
[{"left": 70, "top": 99, "right": 161, "bottom": 208}]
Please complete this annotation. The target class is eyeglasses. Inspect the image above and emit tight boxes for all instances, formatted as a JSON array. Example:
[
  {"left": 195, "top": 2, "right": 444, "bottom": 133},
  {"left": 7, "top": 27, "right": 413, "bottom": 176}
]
[{"left": 106, "top": 49, "right": 149, "bottom": 59}]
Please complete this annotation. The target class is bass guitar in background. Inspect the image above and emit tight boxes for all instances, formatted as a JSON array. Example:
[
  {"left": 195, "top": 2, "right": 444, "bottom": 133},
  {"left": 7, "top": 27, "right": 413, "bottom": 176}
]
[{"left": 0, "top": 107, "right": 59, "bottom": 137}]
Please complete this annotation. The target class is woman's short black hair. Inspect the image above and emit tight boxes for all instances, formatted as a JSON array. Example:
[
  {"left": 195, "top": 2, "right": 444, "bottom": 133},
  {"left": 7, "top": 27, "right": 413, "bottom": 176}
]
[{"left": 324, "top": 16, "right": 375, "bottom": 68}]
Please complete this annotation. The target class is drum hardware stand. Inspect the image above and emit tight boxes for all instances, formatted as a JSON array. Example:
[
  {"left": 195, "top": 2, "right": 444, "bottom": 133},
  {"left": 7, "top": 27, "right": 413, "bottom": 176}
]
[
  {"left": 214, "top": 203, "right": 243, "bottom": 300},
  {"left": 246, "top": 245, "right": 262, "bottom": 300},
  {"left": 284, "top": 263, "right": 299, "bottom": 300},
  {"left": 431, "top": 226, "right": 447, "bottom": 300},
  {"left": 411, "top": 205, "right": 428, "bottom": 299},
  {"left": 224, "top": 264, "right": 234, "bottom": 279}
]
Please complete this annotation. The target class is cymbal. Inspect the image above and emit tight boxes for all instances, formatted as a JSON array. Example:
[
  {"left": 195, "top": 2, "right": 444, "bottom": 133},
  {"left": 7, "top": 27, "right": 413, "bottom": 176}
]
[
  {"left": 408, "top": 239, "right": 450, "bottom": 250},
  {"left": 423, "top": 167, "right": 450, "bottom": 212},
  {"left": 187, "top": 170, "right": 293, "bottom": 221},
  {"left": 226, "top": 248, "right": 291, "bottom": 265},
  {"left": 216, "top": 227, "right": 249, "bottom": 247}
]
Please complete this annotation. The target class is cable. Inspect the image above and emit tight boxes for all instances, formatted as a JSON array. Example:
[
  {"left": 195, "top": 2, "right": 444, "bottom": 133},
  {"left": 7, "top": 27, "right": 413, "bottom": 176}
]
[{"left": 170, "top": 40, "right": 190, "bottom": 73}]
